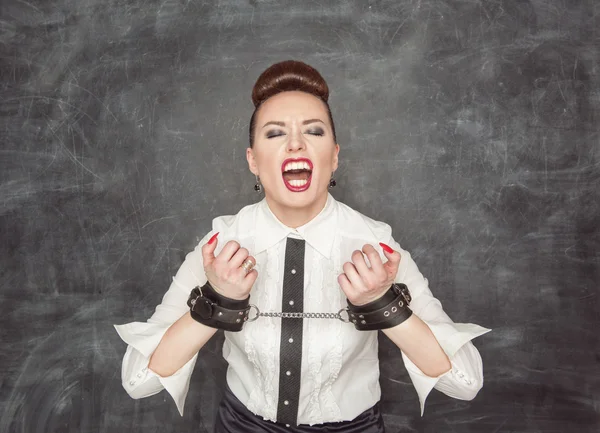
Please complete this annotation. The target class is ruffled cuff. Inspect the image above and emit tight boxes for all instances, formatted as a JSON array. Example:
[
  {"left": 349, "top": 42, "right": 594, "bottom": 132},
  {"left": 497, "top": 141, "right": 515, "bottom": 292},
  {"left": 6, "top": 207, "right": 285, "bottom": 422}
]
[
  {"left": 401, "top": 322, "right": 491, "bottom": 415},
  {"left": 114, "top": 322, "right": 198, "bottom": 416}
]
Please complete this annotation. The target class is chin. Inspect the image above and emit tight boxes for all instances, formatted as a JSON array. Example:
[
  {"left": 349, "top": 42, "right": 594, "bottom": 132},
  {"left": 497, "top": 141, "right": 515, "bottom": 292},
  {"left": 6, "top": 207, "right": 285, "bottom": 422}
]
[{"left": 271, "top": 183, "right": 327, "bottom": 208}]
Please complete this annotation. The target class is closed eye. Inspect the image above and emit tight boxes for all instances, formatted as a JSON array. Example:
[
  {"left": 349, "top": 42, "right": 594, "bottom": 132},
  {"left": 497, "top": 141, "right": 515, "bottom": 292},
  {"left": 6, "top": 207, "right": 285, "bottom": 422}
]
[
  {"left": 306, "top": 128, "right": 325, "bottom": 136},
  {"left": 266, "top": 129, "right": 285, "bottom": 139}
]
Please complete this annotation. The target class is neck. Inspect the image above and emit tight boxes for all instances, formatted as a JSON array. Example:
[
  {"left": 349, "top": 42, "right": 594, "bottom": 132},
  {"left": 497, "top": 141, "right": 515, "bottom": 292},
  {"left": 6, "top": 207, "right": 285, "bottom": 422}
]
[{"left": 265, "top": 193, "right": 329, "bottom": 229}]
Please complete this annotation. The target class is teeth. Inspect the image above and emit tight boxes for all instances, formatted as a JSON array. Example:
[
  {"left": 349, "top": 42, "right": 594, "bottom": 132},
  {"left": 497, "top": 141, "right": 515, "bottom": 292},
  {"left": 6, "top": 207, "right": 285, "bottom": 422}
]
[
  {"left": 284, "top": 160, "right": 311, "bottom": 172},
  {"left": 288, "top": 179, "right": 308, "bottom": 187}
]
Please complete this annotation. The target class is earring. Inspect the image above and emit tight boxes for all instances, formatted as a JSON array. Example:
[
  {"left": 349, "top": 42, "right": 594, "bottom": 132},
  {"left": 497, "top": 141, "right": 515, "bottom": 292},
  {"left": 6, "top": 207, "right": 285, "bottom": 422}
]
[
  {"left": 328, "top": 173, "right": 337, "bottom": 189},
  {"left": 254, "top": 175, "right": 262, "bottom": 193}
]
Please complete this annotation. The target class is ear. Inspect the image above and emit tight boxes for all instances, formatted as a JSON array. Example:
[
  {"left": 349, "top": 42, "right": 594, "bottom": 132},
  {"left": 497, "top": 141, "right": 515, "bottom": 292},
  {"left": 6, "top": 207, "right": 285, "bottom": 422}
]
[
  {"left": 246, "top": 147, "right": 259, "bottom": 176},
  {"left": 332, "top": 144, "right": 340, "bottom": 172}
]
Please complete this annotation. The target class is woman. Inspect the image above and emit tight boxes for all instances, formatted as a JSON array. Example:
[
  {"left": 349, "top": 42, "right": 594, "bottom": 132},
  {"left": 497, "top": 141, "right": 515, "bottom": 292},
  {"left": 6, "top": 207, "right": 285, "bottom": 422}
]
[{"left": 115, "top": 60, "right": 490, "bottom": 432}]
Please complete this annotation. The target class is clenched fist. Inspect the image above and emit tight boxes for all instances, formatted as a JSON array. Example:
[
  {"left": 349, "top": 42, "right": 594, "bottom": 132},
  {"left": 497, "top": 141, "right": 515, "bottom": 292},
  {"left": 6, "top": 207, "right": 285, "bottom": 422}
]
[
  {"left": 201, "top": 233, "right": 258, "bottom": 300},
  {"left": 338, "top": 243, "right": 401, "bottom": 306}
]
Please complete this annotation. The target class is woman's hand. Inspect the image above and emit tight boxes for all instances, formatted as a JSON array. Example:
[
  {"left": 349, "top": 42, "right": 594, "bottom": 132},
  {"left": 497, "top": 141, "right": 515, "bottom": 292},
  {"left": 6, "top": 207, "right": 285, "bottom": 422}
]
[
  {"left": 338, "top": 243, "right": 401, "bottom": 306},
  {"left": 201, "top": 233, "right": 258, "bottom": 300}
]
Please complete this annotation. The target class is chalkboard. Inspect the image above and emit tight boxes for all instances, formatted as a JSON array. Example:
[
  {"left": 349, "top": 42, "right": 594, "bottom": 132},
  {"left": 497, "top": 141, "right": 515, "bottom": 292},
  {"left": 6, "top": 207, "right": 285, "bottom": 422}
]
[{"left": 1, "top": 1, "right": 598, "bottom": 432}]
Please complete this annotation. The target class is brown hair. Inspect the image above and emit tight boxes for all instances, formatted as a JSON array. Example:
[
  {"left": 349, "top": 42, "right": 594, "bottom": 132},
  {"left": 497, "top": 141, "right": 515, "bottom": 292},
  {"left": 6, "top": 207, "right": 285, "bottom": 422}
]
[{"left": 249, "top": 60, "right": 337, "bottom": 147}]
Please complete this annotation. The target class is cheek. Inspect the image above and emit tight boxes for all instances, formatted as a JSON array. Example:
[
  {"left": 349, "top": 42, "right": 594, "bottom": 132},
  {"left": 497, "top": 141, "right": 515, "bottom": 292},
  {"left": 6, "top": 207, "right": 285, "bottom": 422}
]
[
  {"left": 316, "top": 151, "right": 336, "bottom": 171},
  {"left": 255, "top": 153, "right": 280, "bottom": 178}
]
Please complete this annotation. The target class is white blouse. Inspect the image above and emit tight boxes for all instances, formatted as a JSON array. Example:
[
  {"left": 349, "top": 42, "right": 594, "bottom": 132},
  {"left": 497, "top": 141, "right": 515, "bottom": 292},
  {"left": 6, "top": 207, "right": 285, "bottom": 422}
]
[{"left": 114, "top": 193, "right": 490, "bottom": 426}]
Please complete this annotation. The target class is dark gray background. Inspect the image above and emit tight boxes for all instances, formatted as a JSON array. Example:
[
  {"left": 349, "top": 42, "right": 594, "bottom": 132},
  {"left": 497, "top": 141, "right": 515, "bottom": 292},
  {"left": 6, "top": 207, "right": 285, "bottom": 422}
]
[{"left": 1, "top": 0, "right": 598, "bottom": 432}]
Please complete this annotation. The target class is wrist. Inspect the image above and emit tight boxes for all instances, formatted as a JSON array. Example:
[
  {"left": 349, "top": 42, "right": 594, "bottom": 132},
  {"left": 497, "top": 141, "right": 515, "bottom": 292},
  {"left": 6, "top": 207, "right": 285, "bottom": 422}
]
[
  {"left": 187, "top": 282, "right": 251, "bottom": 332},
  {"left": 208, "top": 281, "right": 250, "bottom": 302},
  {"left": 346, "top": 283, "right": 412, "bottom": 331}
]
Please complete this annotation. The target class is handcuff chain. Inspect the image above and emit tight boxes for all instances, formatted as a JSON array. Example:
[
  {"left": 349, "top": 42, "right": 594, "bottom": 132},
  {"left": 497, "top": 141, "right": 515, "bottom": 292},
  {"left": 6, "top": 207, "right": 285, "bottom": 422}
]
[{"left": 246, "top": 305, "right": 350, "bottom": 323}]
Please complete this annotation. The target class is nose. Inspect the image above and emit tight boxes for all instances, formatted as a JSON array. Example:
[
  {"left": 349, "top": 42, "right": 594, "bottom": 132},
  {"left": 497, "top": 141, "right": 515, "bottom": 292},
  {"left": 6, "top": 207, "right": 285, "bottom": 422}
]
[{"left": 287, "top": 131, "right": 306, "bottom": 152}]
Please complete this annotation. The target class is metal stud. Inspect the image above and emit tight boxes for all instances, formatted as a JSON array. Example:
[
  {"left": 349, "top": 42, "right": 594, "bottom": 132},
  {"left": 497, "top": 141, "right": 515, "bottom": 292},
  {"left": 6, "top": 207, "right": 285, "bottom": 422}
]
[
  {"left": 218, "top": 312, "right": 223, "bottom": 316},
  {"left": 361, "top": 320, "right": 366, "bottom": 324},
  {"left": 236, "top": 318, "right": 241, "bottom": 323},
  {"left": 359, "top": 314, "right": 364, "bottom": 319}
]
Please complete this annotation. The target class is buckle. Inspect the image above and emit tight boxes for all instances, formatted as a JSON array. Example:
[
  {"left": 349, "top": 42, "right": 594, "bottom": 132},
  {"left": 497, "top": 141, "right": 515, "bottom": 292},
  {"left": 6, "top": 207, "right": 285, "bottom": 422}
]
[{"left": 392, "top": 283, "right": 412, "bottom": 305}]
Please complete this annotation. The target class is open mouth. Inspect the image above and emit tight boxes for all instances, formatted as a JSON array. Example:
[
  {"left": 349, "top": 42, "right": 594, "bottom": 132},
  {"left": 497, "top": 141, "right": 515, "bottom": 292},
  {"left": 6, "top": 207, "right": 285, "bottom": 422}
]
[{"left": 281, "top": 158, "right": 313, "bottom": 192}]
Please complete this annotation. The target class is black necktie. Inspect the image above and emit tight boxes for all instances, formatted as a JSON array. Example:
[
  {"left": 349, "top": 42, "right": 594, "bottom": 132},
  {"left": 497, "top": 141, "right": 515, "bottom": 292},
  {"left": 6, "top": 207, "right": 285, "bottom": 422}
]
[{"left": 277, "top": 237, "right": 305, "bottom": 425}]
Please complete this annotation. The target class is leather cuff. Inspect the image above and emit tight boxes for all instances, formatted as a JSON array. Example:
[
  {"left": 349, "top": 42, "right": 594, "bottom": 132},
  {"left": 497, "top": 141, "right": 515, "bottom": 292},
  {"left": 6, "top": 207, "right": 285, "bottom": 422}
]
[
  {"left": 347, "top": 283, "right": 413, "bottom": 331},
  {"left": 187, "top": 282, "right": 250, "bottom": 332}
]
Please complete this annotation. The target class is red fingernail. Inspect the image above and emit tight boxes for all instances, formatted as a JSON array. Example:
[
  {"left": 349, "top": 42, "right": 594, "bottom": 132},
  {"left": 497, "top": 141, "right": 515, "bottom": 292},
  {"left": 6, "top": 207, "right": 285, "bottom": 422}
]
[
  {"left": 379, "top": 242, "right": 394, "bottom": 254},
  {"left": 208, "top": 232, "right": 219, "bottom": 244}
]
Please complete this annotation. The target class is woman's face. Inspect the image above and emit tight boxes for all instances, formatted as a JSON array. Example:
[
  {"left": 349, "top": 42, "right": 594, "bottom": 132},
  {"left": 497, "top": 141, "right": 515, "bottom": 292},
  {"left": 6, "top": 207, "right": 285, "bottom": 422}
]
[{"left": 247, "top": 91, "right": 339, "bottom": 213}]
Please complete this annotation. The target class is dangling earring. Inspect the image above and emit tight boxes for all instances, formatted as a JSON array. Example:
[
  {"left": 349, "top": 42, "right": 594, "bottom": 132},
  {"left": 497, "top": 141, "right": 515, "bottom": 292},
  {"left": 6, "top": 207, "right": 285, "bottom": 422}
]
[
  {"left": 254, "top": 175, "right": 262, "bottom": 193},
  {"left": 328, "top": 172, "right": 337, "bottom": 189}
]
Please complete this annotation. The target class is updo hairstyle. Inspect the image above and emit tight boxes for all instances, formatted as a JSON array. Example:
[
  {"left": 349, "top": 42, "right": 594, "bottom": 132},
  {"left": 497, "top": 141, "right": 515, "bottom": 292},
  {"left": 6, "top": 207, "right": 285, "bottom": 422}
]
[{"left": 248, "top": 60, "right": 337, "bottom": 147}]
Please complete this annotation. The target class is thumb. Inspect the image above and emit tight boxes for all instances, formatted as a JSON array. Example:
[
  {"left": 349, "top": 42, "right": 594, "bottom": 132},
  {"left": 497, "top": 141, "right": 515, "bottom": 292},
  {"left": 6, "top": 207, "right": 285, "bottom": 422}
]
[
  {"left": 201, "top": 232, "right": 219, "bottom": 266},
  {"left": 379, "top": 242, "right": 401, "bottom": 276}
]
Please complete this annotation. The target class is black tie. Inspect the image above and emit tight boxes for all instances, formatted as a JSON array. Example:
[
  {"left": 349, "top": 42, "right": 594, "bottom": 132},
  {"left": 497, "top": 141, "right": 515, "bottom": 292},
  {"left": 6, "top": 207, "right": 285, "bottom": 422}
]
[{"left": 277, "top": 237, "right": 305, "bottom": 425}]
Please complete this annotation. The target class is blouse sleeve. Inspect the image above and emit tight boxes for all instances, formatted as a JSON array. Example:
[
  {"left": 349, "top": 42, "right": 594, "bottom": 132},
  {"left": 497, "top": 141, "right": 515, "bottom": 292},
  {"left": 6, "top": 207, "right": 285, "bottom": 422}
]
[
  {"left": 113, "top": 232, "right": 213, "bottom": 416},
  {"left": 388, "top": 238, "right": 491, "bottom": 415}
]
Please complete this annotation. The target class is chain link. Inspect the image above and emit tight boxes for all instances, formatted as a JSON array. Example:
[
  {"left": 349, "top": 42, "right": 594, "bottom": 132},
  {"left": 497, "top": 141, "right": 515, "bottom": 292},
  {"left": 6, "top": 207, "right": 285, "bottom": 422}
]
[
  {"left": 259, "top": 311, "right": 341, "bottom": 320},
  {"left": 247, "top": 305, "right": 350, "bottom": 322}
]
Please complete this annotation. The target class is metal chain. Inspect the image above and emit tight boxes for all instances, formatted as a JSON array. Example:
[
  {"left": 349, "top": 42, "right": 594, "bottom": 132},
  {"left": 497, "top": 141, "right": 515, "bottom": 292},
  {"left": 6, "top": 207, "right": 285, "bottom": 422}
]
[
  {"left": 259, "top": 311, "right": 342, "bottom": 320},
  {"left": 247, "top": 305, "right": 350, "bottom": 322}
]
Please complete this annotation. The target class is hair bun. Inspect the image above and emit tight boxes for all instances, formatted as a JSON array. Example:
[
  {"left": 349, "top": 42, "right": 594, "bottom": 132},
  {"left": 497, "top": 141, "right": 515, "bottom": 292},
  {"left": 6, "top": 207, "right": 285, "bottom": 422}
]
[{"left": 251, "top": 60, "right": 329, "bottom": 107}]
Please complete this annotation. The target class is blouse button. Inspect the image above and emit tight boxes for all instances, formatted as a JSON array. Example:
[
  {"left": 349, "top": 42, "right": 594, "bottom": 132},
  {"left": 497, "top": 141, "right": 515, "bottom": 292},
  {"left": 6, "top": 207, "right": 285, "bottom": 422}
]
[
  {"left": 129, "top": 380, "right": 135, "bottom": 386},
  {"left": 291, "top": 269, "right": 296, "bottom": 274},
  {"left": 286, "top": 370, "right": 291, "bottom": 376},
  {"left": 288, "top": 338, "right": 294, "bottom": 343},
  {"left": 286, "top": 424, "right": 290, "bottom": 428},
  {"left": 284, "top": 400, "right": 289, "bottom": 405},
  {"left": 136, "top": 373, "right": 142, "bottom": 378},
  {"left": 289, "top": 300, "right": 294, "bottom": 306}
]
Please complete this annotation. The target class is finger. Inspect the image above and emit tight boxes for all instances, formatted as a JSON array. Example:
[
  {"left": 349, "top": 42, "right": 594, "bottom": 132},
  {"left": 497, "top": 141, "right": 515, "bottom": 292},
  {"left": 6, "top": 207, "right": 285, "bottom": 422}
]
[
  {"left": 229, "top": 247, "right": 250, "bottom": 269},
  {"left": 362, "top": 244, "right": 385, "bottom": 275},
  {"left": 235, "top": 255, "right": 256, "bottom": 280},
  {"left": 379, "top": 242, "right": 402, "bottom": 276},
  {"left": 337, "top": 273, "right": 355, "bottom": 298},
  {"left": 343, "top": 261, "right": 367, "bottom": 292},
  {"left": 243, "top": 269, "right": 259, "bottom": 288},
  {"left": 201, "top": 232, "right": 220, "bottom": 266},
  {"left": 350, "top": 250, "right": 371, "bottom": 277},
  {"left": 216, "top": 240, "right": 241, "bottom": 263}
]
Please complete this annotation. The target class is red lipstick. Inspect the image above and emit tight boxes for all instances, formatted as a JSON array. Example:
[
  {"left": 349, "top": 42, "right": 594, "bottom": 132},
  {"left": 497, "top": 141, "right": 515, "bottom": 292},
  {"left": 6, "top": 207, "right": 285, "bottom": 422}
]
[{"left": 281, "top": 157, "right": 313, "bottom": 193}]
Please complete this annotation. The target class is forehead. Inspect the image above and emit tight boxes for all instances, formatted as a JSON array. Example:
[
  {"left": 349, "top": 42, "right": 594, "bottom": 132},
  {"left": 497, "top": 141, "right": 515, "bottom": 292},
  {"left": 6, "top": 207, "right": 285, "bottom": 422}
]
[{"left": 257, "top": 91, "right": 328, "bottom": 122}]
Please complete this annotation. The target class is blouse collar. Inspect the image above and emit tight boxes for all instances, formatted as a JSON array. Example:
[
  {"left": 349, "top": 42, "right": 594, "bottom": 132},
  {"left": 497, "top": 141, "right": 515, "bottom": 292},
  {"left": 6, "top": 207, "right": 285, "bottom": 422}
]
[{"left": 253, "top": 193, "right": 338, "bottom": 259}]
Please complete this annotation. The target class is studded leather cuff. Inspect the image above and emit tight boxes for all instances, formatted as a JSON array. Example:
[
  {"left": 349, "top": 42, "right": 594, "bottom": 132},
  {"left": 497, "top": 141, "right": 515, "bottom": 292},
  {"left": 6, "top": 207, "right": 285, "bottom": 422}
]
[
  {"left": 187, "top": 282, "right": 251, "bottom": 332},
  {"left": 347, "top": 283, "right": 413, "bottom": 331}
]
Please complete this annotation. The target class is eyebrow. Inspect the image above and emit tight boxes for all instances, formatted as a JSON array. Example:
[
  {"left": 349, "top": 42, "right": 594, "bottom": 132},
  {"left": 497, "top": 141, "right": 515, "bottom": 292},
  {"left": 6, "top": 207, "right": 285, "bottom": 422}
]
[{"left": 261, "top": 119, "right": 325, "bottom": 129}]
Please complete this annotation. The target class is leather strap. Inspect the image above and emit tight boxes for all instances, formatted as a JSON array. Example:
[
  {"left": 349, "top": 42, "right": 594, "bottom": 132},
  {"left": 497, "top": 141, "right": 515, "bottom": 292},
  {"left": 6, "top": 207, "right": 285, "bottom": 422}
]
[
  {"left": 187, "top": 283, "right": 250, "bottom": 332},
  {"left": 347, "top": 283, "right": 413, "bottom": 331}
]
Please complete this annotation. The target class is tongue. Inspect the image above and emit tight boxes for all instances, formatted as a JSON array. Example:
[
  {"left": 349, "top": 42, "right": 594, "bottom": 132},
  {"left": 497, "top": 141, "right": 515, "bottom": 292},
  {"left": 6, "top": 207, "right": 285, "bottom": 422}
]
[{"left": 283, "top": 170, "right": 311, "bottom": 181}]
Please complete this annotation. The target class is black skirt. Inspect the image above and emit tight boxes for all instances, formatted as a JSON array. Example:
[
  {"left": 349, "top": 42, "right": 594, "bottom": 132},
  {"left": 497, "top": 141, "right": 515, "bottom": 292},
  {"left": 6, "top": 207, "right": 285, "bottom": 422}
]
[{"left": 214, "top": 385, "right": 385, "bottom": 433}]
